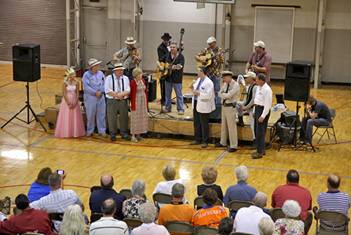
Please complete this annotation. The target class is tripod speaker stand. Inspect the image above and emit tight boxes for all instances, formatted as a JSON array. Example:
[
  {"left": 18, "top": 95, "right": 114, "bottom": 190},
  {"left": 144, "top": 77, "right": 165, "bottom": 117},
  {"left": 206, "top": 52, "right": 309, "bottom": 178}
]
[{"left": 1, "top": 81, "right": 47, "bottom": 131}]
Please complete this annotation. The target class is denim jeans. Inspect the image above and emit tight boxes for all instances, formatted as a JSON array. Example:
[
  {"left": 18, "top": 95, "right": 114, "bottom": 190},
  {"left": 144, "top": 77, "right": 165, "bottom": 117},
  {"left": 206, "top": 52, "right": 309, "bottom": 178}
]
[{"left": 164, "top": 81, "right": 184, "bottom": 112}]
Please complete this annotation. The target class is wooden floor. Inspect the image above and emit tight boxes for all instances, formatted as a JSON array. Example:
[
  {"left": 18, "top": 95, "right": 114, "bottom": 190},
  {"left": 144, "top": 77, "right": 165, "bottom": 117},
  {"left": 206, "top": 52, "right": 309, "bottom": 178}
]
[{"left": 0, "top": 64, "right": 350, "bottom": 233}]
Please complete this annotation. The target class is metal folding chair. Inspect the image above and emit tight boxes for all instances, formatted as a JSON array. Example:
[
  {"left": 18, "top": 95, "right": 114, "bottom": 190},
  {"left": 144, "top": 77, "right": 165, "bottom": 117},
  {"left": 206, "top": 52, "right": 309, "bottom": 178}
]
[{"left": 312, "top": 108, "right": 337, "bottom": 144}]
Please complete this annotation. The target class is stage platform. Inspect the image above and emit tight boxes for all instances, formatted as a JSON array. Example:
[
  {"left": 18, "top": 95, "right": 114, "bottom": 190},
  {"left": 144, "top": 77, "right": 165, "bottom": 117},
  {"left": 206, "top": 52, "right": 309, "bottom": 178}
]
[{"left": 45, "top": 94, "right": 282, "bottom": 143}]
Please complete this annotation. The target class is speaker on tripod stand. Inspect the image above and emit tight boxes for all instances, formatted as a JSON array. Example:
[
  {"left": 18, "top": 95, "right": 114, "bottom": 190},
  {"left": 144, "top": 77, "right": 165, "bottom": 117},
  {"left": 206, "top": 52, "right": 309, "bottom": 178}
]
[{"left": 1, "top": 43, "right": 47, "bottom": 131}]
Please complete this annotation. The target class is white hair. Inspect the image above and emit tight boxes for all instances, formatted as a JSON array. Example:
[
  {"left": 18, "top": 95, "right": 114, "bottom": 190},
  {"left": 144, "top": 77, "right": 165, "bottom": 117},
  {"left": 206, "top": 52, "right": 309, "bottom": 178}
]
[
  {"left": 59, "top": 204, "right": 85, "bottom": 235},
  {"left": 132, "top": 179, "right": 145, "bottom": 197},
  {"left": 139, "top": 202, "right": 157, "bottom": 223},
  {"left": 235, "top": 165, "right": 248, "bottom": 182},
  {"left": 259, "top": 217, "right": 275, "bottom": 235},
  {"left": 282, "top": 200, "right": 301, "bottom": 218},
  {"left": 253, "top": 192, "right": 267, "bottom": 208}
]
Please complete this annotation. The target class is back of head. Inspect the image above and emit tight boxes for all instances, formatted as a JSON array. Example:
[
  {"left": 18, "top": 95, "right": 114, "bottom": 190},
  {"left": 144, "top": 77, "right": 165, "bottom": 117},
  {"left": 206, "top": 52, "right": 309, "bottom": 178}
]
[
  {"left": 282, "top": 200, "right": 301, "bottom": 218},
  {"left": 259, "top": 217, "right": 274, "bottom": 235},
  {"left": 253, "top": 192, "right": 267, "bottom": 208},
  {"left": 100, "top": 175, "right": 114, "bottom": 189},
  {"left": 162, "top": 165, "right": 176, "bottom": 181},
  {"left": 327, "top": 174, "right": 340, "bottom": 190},
  {"left": 257, "top": 73, "right": 266, "bottom": 82},
  {"left": 201, "top": 166, "right": 218, "bottom": 185},
  {"left": 171, "top": 183, "right": 185, "bottom": 198},
  {"left": 15, "top": 194, "right": 29, "bottom": 210},
  {"left": 286, "top": 169, "right": 299, "bottom": 184},
  {"left": 218, "top": 217, "right": 233, "bottom": 235},
  {"left": 139, "top": 202, "right": 157, "bottom": 223},
  {"left": 132, "top": 179, "right": 146, "bottom": 197},
  {"left": 48, "top": 173, "right": 62, "bottom": 189},
  {"left": 101, "top": 198, "right": 116, "bottom": 216},
  {"left": 307, "top": 96, "right": 317, "bottom": 106},
  {"left": 235, "top": 165, "right": 248, "bottom": 182},
  {"left": 60, "top": 204, "right": 85, "bottom": 235},
  {"left": 36, "top": 167, "right": 53, "bottom": 185},
  {"left": 202, "top": 188, "right": 218, "bottom": 206}
]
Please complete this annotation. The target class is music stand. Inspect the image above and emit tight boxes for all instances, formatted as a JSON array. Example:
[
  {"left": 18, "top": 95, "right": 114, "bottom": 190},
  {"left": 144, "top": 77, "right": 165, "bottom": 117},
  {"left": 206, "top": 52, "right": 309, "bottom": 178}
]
[{"left": 1, "top": 81, "right": 47, "bottom": 131}]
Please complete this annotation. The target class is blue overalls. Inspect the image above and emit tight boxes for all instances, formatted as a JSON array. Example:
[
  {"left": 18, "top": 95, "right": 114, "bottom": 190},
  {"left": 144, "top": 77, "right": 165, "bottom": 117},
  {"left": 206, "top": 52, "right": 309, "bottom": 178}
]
[{"left": 83, "top": 70, "right": 106, "bottom": 135}]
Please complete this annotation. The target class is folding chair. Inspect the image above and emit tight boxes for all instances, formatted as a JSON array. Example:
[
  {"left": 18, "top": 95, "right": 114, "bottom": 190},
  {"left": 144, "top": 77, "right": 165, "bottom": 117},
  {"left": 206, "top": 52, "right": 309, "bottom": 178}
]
[
  {"left": 119, "top": 188, "right": 133, "bottom": 199},
  {"left": 90, "top": 212, "right": 103, "bottom": 223},
  {"left": 227, "top": 200, "right": 253, "bottom": 213},
  {"left": 313, "top": 207, "right": 349, "bottom": 235},
  {"left": 312, "top": 108, "right": 337, "bottom": 144},
  {"left": 270, "top": 208, "right": 286, "bottom": 222},
  {"left": 165, "top": 221, "right": 194, "bottom": 235},
  {"left": 153, "top": 193, "right": 172, "bottom": 208},
  {"left": 123, "top": 217, "right": 143, "bottom": 230},
  {"left": 194, "top": 226, "right": 218, "bottom": 235},
  {"left": 194, "top": 196, "right": 205, "bottom": 210}
]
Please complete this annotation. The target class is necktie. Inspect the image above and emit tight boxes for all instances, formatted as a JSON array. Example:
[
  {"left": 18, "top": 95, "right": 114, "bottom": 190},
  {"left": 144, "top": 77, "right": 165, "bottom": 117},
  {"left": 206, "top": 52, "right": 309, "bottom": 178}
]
[{"left": 223, "top": 83, "right": 230, "bottom": 105}]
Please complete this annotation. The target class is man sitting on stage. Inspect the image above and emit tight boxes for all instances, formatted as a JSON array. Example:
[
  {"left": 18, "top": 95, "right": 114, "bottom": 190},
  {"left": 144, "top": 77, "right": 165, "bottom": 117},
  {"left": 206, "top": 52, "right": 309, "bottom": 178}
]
[
  {"left": 157, "top": 33, "right": 172, "bottom": 107},
  {"left": 300, "top": 96, "right": 331, "bottom": 145},
  {"left": 246, "top": 41, "right": 272, "bottom": 84}
]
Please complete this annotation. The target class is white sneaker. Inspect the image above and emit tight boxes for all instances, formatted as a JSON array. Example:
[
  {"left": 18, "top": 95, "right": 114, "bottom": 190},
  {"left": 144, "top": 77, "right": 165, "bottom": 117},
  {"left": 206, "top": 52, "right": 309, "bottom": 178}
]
[
  {"left": 131, "top": 136, "right": 138, "bottom": 143},
  {"left": 178, "top": 110, "right": 184, "bottom": 115}
]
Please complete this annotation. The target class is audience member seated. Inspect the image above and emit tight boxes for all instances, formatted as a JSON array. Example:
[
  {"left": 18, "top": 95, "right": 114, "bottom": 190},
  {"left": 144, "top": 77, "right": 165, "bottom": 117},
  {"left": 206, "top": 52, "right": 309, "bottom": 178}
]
[
  {"left": 217, "top": 217, "right": 233, "bottom": 235},
  {"left": 154, "top": 165, "right": 184, "bottom": 195},
  {"left": 30, "top": 173, "right": 82, "bottom": 227},
  {"left": 59, "top": 204, "right": 88, "bottom": 235},
  {"left": 131, "top": 202, "right": 170, "bottom": 235},
  {"left": 317, "top": 174, "right": 350, "bottom": 215},
  {"left": 192, "top": 188, "right": 228, "bottom": 228},
  {"left": 234, "top": 192, "right": 273, "bottom": 235},
  {"left": 89, "top": 175, "right": 126, "bottom": 220},
  {"left": 28, "top": 167, "right": 52, "bottom": 202},
  {"left": 90, "top": 198, "right": 128, "bottom": 235},
  {"left": 158, "top": 183, "right": 195, "bottom": 226},
  {"left": 271, "top": 169, "right": 312, "bottom": 221},
  {"left": 223, "top": 165, "right": 257, "bottom": 205},
  {"left": 122, "top": 179, "right": 147, "bottom": 219},
  {"left": 197, "top": 166, "right": 223, "bottom": 201},
  {"left": 259, "top": 217, "right": 275, "bottom": 235},
  {"left": 0, "top": 194, "right": 55, "bottom": 235},
  {"left": 273, "top": 200, "right": 304, "bottom": 235}
]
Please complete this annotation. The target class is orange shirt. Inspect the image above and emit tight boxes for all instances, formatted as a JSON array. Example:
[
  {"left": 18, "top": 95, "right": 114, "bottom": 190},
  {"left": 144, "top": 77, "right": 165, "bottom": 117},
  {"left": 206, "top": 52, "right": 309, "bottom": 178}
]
[
  {"left": 158, "top": 203, "right": 196, "bottom": 225},
  {"left": 192, "top": 205, "right": 229, "bottom": 228}
]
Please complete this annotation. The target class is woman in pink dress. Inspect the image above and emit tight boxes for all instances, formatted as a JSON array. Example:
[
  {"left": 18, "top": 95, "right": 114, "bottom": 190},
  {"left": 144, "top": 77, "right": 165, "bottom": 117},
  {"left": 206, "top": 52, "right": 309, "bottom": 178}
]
[{"left": 55, "top": 68, "right": 86, "bottom": 138}]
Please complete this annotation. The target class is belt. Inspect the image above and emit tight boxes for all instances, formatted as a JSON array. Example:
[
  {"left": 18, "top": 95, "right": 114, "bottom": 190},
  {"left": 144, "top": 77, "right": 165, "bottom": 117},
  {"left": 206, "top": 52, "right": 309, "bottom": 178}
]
[
  {"left": 255, "top": 105, "right": 264, "bottom": 108},
  {"left": 223, "top": 102, "right": 236, "bottom": 107}
]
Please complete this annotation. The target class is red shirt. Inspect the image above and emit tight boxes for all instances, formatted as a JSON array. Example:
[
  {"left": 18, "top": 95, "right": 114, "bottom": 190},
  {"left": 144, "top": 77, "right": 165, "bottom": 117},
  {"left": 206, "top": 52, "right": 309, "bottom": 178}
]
[
  {"left": 0, "top": 208, "right": 56, "bottom": 235},
  {"left": 271, "top": 183, "right": 312, "bottom": 220},
  {"left": 129, "top": 79, "right": 148, "bottom": 111}
]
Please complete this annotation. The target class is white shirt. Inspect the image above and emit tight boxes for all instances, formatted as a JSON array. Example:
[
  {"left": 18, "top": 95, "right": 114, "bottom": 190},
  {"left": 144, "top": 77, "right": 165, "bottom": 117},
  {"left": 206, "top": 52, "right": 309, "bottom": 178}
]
[
  {"left": 104, "top": 73, "right": 130, "bottom": 99},
  {"left": 89, "top": 217, "right": 129, "bottom": 235},
  {"left": 254, "top": 82, "right": 272, "bottom": 118},
  {"left": 234, "top": 205, "right": 273, "bottom": 235},
  {"left": 219, "top": 79, "right": 240, "bottom": 104},
  {"left": 191, "top": 76, "right": 215, "bottom": 114},
  {"left": 153, "top": 179, "right": 184, "bottom": 195},
  {"left": 131, "top": 222, "right": 170, "bottom": 235}
]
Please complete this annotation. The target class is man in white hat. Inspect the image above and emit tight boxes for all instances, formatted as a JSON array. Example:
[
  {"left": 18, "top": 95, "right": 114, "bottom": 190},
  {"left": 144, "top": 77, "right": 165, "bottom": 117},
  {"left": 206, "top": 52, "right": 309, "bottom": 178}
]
[
  {"left": 83, "top": 58, "right": 106, "bottom": 137},
  {"left": 236, "top": 71, "right": 258, "bottom": 141},
  {"left": 104, "top": 63, "right": 131, "bottom": 141},
  {"left": 215, "top": 71, "right": 240, "bottom": 152},
  {"left": 246, "top": 40, "right": 272, "bottom": 83},
  {"left": 195, "top": 36, "right": 225, "bottom": 119},
  {"left": 113, "top": 37, "right": 141, "bottom": 80}
]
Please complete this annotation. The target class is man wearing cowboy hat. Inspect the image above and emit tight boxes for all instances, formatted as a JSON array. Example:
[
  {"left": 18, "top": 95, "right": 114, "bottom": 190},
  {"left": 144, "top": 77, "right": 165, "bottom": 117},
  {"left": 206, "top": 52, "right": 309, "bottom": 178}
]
[
  {"left": 157, "top": 33, "right": 172, "bottom": 107},
  {"left": 246, "top": 40, "right": 272, "bottom": 84},
  {"left": 195, "top": 36, "right": 225, "bottom": 119},
  {"left": 83, "top": 58, "right": 106, "bottom": 137},
  {"left": 236, "top": 71, "right": 257, "bottom": 141},
  {"left": 215, "top": 71, "right": 240, "bottom": 152},
  {"left": 104, "top": 63, "right": 131, "bottom": 141},
  {"left": 113, "top": 36, "right": 141, "bottom": 80}
]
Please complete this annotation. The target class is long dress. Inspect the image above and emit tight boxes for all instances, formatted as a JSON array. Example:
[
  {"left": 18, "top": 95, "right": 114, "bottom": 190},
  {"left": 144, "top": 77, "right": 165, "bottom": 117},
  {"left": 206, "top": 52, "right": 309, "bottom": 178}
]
[
  {"left": 131, "top": 80, "right": 148, "bottom": 135},
  {"left": 55, "top": 83, "right": 86, "bottom": 138}
]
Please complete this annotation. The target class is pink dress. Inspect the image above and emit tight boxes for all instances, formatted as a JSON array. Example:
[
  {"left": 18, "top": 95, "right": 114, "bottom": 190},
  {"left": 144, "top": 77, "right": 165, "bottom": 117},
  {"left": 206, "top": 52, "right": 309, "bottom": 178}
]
[{"left": 54, "top": 83, "right": 86, "bottom": 138}]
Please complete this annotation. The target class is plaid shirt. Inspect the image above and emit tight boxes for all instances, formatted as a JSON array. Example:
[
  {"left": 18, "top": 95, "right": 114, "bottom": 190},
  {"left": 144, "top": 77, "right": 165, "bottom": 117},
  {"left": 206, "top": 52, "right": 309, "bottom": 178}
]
[{"left": 198, "top": 47, "right": 224, "bottom": 77}]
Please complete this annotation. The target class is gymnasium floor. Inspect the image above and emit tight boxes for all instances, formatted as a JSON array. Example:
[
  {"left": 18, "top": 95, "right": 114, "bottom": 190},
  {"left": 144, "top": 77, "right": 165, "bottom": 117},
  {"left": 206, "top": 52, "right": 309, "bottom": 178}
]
[{"left": 0, "top": 64, "right": 350, "bottom": 232}]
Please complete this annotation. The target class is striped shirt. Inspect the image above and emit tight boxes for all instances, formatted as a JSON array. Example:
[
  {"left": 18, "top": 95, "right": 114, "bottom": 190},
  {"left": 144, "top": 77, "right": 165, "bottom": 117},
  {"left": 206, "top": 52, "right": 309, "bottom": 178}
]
[
  {"left": 317, "top": 191, "right": 350, "bottom": 215},
  {"left": 29, "top": 189, "right": 81, "bottom": 213},
  {"left": 89, "top": 217, "right": 128, "bottom": 235}
]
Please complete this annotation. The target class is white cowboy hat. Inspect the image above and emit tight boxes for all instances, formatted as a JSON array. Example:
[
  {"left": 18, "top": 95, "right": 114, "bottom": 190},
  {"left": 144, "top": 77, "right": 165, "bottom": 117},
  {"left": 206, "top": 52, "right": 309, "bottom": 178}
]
[
  {"left": 207, "top": 36, "right": 217, "bottom": 44},
  {"left": 221, "top": 70, "right": 234, "bottom": 77},
  {"left": 244, "top": 71, "right": 257, "bottom": 78},
  {"left": 112, "top": 63, "right": 125, "bottom": 71},
  {"left": 88, "top": 58, "right": 102, "bottom": 68},
  {"left": 125, "top": 37, "right": 137, "bottom": 45},
  {"left": 254, "top": 40, "right": 266, "bottom": 48}
]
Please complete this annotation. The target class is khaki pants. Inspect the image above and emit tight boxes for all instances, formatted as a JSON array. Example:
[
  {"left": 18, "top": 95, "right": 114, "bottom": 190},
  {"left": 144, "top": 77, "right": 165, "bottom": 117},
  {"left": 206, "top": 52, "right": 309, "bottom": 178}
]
[{"left": 220, "top": 106, "right": 238, "bottom": 148}]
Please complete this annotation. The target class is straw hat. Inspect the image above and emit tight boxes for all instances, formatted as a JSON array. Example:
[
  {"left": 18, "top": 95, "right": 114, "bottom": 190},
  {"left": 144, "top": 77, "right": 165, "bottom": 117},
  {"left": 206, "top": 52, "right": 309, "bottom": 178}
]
[{"left": 125, "top": 37, "right": 137, "bottom": 45}]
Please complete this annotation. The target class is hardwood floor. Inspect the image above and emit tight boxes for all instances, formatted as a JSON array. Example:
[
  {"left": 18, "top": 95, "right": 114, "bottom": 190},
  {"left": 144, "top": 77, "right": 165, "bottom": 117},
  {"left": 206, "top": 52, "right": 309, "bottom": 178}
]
[{"left": 0, "top": 64, "right": 350, "bottom": 233}]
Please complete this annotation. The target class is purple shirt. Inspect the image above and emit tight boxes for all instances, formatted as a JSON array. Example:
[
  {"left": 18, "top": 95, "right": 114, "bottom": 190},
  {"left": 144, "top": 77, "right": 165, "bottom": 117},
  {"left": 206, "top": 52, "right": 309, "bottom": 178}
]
[{"left": 248, "top": 52, "right": 272, "bottom": 83}]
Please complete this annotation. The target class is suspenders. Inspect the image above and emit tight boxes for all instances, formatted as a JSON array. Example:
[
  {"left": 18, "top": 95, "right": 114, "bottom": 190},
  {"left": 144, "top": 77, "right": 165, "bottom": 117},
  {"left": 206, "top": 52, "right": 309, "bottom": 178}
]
[{"left": 111, "top": 73, "right": 124, "bottom": 93}]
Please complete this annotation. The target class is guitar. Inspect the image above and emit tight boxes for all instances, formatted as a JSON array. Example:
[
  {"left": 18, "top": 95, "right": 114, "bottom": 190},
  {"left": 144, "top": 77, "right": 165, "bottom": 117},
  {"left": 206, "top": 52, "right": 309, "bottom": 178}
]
[{"left": 196, "top": 48, "right": 231, "bottom": 68}]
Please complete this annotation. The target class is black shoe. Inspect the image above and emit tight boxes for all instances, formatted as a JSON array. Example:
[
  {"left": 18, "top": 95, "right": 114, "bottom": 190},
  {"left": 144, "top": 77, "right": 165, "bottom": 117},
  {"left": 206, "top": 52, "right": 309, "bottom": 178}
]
[
  {"left": 201, "top": 143, "right": 208, "bottom": 148},
  {"left": 215, "top": 143, "right": 225, "bottom": 148},
  {"left": 110, "top": 135, "right": 117, "bottom": 141},
  {"left": 190, "top": 141, "right": 201, "bottom": 145},
  {"left": 251, "top": 152, "right": 263, "bottom": 159},
  {"left": 228, "top": 147, "right": 237, "bottom": 153}
]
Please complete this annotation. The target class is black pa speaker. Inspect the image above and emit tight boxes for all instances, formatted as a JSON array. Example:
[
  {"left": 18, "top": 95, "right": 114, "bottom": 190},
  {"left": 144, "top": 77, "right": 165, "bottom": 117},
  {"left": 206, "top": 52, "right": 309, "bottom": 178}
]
[
  {"left": 284, "top": 62, "right": 311, "bottom": 102},
  {"left": 143, "top": 74, "right": 157, "bottom": 102},
  {"left": 13, "top": 44, "right": 41, "bottom": 82}
]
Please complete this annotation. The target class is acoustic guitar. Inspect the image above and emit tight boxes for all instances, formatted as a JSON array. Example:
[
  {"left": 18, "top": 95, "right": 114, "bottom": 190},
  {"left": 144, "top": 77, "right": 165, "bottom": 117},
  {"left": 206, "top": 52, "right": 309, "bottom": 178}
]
[{"left": 196, "top": 48, "right": 231, "bottom": 68}]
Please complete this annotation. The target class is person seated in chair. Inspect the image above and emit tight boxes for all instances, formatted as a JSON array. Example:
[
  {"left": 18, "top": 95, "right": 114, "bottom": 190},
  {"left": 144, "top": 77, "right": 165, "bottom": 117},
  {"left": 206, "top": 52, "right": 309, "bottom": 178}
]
[
  {"left": 197, "top": 166, "right": 223, "bottom": 201},
  {"left": 153, "top": 165, "right": 184, "bottom": 195},
  {"left": 300, "top": 96, "right": 331, "bottom": 145}
]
